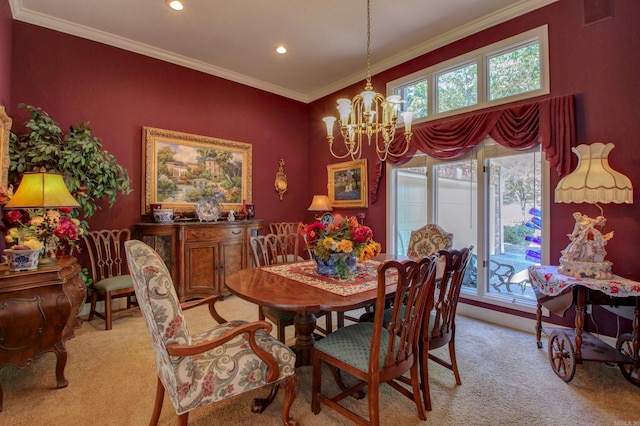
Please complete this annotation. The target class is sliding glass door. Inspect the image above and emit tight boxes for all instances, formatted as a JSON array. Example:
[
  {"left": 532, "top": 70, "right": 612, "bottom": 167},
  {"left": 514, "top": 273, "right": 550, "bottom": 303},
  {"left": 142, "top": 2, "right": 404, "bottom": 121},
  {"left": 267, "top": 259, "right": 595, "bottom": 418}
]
[{"left": 388, "top": 140, "right": 546, "bottom": 311}]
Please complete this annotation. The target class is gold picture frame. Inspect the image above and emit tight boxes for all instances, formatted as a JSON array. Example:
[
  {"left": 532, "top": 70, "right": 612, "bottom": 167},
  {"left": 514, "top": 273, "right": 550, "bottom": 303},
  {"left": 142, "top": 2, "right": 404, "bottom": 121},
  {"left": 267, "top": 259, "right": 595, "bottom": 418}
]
[
  {"left": 0, "top": 105, "right": 12, "bottom": 189},
  {"left": 327, "top": 159, "right": 368, "bottom": 208},
  {"left": 142, "top": 127, "right": 252, "bottom": 215}
]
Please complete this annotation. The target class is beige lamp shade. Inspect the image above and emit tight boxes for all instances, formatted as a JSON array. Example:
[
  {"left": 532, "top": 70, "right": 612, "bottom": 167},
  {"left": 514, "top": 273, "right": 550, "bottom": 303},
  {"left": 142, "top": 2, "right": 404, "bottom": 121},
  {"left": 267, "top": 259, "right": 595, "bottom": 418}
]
[
  {"left": 555, "top": 143, "right": 633, "bottom": 205},
  {"left": 307, "top": 195, "right": 333, "bottom": 211},
  {"left": 4, "top": 170, "right": 80, "bottom": 209}
]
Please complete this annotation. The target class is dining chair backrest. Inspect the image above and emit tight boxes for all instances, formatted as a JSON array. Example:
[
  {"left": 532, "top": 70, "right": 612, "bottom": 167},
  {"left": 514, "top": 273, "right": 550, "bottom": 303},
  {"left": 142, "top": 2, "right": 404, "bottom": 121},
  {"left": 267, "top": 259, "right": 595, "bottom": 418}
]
[
  {"left": 269, "top": 221, "right": 300, "bottom": 236},
  {"left": 373, "top": 256, "right": 438, "bottom": 374},
  {"left": 407, "top": 224, "right": 453, "bottom": 258},
  {"left": 85, "top": 228, "right": 131, "bottom": 281},
  {"left": 419, "top": 245, "right": 473, "bottom": 412},
  {"left": 249, "top": 233, "right": 302, "bottom": 267},
  {"left": 427, "top": 246, "right": 473, "bottom": 349}
]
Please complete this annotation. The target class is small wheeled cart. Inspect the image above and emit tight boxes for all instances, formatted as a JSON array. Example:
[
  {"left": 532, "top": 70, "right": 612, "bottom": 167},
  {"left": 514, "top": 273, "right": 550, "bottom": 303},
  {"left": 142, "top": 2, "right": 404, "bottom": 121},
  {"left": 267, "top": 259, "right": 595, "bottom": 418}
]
[{"left": 528, "top": 265, "right": 640, "bottom": 385}]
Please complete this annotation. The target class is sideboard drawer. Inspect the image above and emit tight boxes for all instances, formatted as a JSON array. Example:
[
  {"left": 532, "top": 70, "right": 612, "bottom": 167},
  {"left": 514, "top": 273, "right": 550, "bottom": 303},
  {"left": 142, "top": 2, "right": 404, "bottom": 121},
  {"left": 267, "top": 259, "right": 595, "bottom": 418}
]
[{"left": 184, "top": 227, "right": 246, "bottom": 241}]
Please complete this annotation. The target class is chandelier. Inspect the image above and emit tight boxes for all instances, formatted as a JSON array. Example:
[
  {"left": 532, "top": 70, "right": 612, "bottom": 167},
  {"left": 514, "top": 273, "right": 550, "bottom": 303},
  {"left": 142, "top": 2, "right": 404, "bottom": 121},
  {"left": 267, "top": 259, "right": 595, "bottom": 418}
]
[{"left": 322, "top": 0, "right": 413, "bottom": 162}]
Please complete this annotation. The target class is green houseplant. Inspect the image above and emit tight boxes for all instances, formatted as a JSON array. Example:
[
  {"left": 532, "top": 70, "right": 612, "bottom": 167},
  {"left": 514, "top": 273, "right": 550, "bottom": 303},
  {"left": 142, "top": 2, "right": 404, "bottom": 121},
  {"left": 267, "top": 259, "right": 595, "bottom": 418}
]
[
  {"left": 8, "top": 104, "right": 132, "bottom": 221},
  {"left": 7, "top": 104, "right": 132, "bottom": 296}
]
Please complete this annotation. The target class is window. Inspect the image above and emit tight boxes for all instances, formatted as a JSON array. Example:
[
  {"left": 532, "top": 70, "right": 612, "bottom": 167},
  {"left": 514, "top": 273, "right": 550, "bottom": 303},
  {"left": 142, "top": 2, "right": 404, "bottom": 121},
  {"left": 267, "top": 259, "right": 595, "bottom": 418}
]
[
  {"left": 397, "top": 80, "right": 428, "bottom": 120},
  {"left": 488, "top": 42, "right": 541, "bottom": 101},
  {"left": 390, "top": 26, "right": 549, "bottom": 122},
  {"left": 387, "top": 140, "right": 548, "bottom": 314},
  {"left": 436, "top": 63, "right": 478, "bottom": 113}
]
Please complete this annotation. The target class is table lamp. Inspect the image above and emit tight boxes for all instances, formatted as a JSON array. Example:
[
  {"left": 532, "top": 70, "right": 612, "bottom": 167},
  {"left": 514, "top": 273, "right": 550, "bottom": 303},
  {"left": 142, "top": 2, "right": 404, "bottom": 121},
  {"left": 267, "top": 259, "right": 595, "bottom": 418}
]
[
  {"left": 307, "top": 195, "right": 334, "bottom": 226},
  {"left": 554, "top": 142, "right": 633, "bottom": 279},
  {"left": 4, "top": 168, "right": 80, "bottom": 265}
]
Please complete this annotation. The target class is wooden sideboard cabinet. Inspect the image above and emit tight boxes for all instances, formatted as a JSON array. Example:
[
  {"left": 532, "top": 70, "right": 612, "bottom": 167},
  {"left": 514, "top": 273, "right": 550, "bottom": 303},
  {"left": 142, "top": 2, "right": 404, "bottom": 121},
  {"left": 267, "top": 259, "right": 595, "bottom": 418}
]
[
  {"left": 0, "top": 256, "right": 86, "bottom": 411},
  {"left": 135, "top": 220, "right": 263, "bottom": 300}
]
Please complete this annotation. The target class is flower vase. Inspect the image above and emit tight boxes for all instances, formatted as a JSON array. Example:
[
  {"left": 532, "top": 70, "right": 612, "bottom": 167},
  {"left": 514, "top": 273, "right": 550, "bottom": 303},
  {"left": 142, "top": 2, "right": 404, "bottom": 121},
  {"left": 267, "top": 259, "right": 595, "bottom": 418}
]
[
  {"left": 4, "top": 248, "right": 41, "bottom": 271},
  {"left": 314, "top": 252, "right": 357, "bottom": 278}
]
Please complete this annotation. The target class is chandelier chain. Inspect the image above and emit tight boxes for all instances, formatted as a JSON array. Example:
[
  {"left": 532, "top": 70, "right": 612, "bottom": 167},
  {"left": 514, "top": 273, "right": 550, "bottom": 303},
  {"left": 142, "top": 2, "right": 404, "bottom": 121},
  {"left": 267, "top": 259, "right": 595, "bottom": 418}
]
[
  {"left": 322, "top": 0, "right": 413, "bottom": 162},
  {"left": 366, "top": 0, "right": 371, "bottom": 85}
]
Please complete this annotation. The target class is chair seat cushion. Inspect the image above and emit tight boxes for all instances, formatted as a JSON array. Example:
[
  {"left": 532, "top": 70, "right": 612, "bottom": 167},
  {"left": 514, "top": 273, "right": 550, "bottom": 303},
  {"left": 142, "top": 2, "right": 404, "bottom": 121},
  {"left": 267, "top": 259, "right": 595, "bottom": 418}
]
[
  {"left": 168, "top": 319, "right": 296, "bottom": 414},
  {"left": 314, "top": 322, "right": 394, "bottom": 371},
  {"left": 94, "top": 274, "right": 134, "bottom": 292}
]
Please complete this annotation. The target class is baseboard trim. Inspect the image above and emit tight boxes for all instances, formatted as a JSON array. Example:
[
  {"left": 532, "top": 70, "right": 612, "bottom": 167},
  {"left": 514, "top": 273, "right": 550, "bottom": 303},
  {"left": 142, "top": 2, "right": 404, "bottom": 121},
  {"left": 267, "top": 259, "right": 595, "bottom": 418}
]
[{"left": 458, "top": 302, "right": 617, "bottom": 347}]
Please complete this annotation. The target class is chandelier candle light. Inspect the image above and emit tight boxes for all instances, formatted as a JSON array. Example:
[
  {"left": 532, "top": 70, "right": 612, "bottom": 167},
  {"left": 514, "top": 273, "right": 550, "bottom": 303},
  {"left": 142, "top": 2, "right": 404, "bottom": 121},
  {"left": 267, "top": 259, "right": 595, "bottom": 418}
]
[
  {"left": 322, "top": 0, "right": 413, "bottom": 162},
  {"left": 4, "top": 168, "right": 80, "bottom": 266},
  {"left": 554, "top": 142, "right": 633, "bottom": 279}
]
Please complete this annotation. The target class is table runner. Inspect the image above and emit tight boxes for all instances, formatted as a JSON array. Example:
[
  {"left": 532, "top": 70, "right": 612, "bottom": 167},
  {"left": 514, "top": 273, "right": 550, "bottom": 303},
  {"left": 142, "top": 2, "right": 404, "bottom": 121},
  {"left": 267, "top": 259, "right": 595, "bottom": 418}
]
[
  {"left": 262, "top": 260, "right": 397, "bottom": 296},
  {"left": 528, "top": 265, "right": 640, "bottom": 298}
]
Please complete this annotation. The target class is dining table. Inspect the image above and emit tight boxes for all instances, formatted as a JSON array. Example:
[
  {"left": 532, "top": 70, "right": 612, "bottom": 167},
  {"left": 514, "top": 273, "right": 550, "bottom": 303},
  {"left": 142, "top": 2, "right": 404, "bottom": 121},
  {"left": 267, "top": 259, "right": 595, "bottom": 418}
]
[{"left": 225, "top": 254, "right": 409, "bottom": 367}]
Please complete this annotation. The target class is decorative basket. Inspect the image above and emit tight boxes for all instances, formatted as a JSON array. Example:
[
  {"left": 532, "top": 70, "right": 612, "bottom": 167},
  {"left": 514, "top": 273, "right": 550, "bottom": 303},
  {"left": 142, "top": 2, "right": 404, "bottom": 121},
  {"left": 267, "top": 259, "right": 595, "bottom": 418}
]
[{"left": 4, "top": 249, "right": 41, "bottom": 272}]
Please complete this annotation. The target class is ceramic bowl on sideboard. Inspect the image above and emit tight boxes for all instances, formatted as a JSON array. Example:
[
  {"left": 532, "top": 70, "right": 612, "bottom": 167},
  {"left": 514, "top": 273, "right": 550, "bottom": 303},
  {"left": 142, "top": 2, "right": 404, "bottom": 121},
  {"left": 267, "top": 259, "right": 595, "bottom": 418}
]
[{"left": 153, "top": 208, "right": 174, "bottom": 223}]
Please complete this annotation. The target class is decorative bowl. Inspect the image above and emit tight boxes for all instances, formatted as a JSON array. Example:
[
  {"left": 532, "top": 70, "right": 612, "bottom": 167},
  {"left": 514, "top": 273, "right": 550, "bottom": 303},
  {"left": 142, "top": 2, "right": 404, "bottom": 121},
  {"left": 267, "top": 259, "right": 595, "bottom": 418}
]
[
  {"left": 4, "top": 249, "right": 41, "bottom": 271},
  {"left": 153, "top": 208, "right": 174, "bottom": 223}
]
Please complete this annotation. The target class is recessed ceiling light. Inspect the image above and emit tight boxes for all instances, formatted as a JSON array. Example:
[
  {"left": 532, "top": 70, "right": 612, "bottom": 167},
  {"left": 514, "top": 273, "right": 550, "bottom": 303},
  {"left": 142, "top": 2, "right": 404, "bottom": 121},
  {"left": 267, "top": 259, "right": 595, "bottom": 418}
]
[
  {"left": 276, "top": 46, "right": 287, "bottom": 54},
  {"left": 168, "top": 1, "right": 184, "bottom": 11}
]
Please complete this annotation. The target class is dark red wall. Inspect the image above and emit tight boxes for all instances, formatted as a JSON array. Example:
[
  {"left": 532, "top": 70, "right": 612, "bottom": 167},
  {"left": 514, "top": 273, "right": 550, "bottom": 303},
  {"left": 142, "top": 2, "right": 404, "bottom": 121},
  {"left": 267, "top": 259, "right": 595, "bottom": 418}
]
[
  {"left": 0, "top": 0, "right": 11, "bottom": 106},
  {"left": 9, "top": 22, "right": 310, "bottom": 232}
]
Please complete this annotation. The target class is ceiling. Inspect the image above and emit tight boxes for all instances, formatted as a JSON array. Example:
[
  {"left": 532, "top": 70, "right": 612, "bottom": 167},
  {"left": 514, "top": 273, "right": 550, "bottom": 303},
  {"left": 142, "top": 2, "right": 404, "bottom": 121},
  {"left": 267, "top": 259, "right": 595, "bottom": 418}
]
[{"left": 9, "top": 0, "right": 556, "bottom": 103}]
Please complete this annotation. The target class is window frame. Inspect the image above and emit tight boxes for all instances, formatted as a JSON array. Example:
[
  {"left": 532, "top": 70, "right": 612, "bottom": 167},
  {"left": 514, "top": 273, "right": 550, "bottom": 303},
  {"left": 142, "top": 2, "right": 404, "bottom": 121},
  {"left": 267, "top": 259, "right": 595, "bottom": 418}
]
[{"left": 388, "top": 25, "right": 549, "bottom": 123}]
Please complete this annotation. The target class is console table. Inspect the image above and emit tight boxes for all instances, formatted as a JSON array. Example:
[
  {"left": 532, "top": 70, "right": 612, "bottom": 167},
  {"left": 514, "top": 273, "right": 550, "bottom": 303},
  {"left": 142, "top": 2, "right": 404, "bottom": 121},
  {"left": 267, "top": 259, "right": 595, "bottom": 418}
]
[
  {"left": 135, "top": 220, "right": 263, "bottom": 300},
  {"left": 0, "top": 256, "right": 86, "bottom": 411}
]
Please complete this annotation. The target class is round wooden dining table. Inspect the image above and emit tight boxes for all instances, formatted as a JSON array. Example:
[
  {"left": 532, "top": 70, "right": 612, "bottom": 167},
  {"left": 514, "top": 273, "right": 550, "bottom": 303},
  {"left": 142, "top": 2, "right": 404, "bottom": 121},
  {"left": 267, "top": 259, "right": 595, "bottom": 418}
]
[{"left": 225, "top": 255, "right": 406, "bottom": 366}]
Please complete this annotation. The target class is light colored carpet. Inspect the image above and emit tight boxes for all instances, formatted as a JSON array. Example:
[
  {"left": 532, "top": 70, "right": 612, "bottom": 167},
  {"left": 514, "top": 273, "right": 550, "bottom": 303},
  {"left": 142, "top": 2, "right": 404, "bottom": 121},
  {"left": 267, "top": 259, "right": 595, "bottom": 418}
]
[{"left": 1, "top": 295, "right": 638, "bottom": 426}]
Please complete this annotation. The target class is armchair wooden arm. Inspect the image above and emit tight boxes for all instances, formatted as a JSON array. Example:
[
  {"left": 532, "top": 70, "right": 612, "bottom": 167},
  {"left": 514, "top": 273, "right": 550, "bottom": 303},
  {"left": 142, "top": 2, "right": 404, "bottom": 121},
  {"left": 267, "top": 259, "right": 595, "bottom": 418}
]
[
  {"left": 179, "top": 294, "right": 228, "bottom": 324},
  {"left": 166, "top": 320, "right": 279, "bottom": 382}
]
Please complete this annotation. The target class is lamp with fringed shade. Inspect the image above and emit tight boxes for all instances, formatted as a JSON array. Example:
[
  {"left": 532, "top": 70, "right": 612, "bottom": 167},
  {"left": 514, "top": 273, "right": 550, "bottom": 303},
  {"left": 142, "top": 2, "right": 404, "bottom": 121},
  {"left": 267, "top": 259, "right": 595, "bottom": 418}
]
[
  {"left": 4, "top": 168, "right": 80, "bottom": 265},
  {"left": 554, "top": 143, "right": 633, "bottom": 279}
]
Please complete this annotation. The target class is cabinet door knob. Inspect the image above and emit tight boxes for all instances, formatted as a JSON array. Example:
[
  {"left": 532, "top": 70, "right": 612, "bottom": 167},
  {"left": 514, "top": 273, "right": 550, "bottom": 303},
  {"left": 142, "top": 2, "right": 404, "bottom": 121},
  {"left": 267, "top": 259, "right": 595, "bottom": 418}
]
[{"left": 232, "top": 231, "right": 241, "bottom": 235}]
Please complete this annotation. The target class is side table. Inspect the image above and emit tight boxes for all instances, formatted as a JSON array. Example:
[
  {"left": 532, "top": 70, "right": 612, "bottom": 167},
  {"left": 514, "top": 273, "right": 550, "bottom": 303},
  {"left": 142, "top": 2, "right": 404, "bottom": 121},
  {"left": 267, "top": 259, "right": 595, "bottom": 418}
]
[{"left": 0, "top": 256, "right": 86, "bottom": 411}]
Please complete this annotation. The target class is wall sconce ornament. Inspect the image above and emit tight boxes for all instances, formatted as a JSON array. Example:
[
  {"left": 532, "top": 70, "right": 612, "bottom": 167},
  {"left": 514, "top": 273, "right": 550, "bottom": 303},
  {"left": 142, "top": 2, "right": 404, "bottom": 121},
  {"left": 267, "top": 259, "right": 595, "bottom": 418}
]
[{"left": 274, "top": 158, "right": 288, "bottom": 200}]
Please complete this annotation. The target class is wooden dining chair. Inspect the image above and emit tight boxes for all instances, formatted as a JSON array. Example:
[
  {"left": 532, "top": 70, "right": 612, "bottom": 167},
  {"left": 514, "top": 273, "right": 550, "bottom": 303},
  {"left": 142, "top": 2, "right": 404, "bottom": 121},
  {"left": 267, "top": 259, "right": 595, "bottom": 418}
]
[
  {"left": 420, "top": 246, "right": 473, "bottom": 411},
  {"left": 124, "top": 240, "right": 299, "bottom": 426},
  {"left": 84, "top": 228, "right": 138, "bottom": 330},
  {"left": 249, "top": 233, "right": 333, "bottom": 342},
  {"left": 311, "top": 256, "right": 438, "bottom": 425}
]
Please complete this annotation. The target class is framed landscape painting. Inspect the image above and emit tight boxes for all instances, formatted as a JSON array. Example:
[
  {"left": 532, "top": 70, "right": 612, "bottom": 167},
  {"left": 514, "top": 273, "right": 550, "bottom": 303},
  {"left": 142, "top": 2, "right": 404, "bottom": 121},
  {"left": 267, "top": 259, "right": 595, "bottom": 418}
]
[
  {"left": 142, "top": 127, "right": 252, "bottom": 215},
  {"left": 327, "top": 159, "right": 368, "bottom": 208}
]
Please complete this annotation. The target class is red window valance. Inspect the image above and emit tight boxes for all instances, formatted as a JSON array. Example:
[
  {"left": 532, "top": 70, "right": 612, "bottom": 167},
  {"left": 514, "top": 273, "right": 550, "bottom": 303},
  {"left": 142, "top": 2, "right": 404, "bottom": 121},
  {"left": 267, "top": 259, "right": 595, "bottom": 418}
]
[{"left": 370, "top": 94, "right": 576, "bottom": 202}]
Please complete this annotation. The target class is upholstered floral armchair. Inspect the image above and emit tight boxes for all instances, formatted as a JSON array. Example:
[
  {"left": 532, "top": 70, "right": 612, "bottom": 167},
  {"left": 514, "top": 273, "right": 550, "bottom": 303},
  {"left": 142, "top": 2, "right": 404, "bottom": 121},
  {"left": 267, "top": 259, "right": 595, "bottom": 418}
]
[
  {"left": 124, "top": 240, "right": 299, "bottom": 426},
  {"left": 407, "top": 224, "right": 453, "bottom": 258}
]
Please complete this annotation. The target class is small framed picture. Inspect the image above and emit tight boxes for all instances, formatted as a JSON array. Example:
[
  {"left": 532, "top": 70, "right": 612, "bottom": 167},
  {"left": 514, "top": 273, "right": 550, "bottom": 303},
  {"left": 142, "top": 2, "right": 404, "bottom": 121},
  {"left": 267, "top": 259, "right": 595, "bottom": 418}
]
[{"left": 327, "top": 159, "right": 368, "bottom": 208}]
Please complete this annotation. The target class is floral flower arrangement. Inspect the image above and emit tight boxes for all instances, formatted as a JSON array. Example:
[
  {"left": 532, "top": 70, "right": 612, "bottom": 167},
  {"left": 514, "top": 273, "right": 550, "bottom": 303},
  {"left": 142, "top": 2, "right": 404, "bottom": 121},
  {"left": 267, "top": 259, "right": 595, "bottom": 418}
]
[
  {"left": 3, "top": 207, "right": 84, "bottom": 256},
  {"left": 299, "top": 216, "right": 381, "bottom": 278}
]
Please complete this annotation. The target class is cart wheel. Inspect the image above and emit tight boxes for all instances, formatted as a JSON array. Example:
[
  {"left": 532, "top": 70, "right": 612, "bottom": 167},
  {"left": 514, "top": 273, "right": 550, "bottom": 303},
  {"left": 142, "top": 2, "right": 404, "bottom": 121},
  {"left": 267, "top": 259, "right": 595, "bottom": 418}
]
[
  {"left": 548, "top": 330, "right": 576, "bottom": 383},
  {"left": 615, "top": 333, "right": 640, "bottom": 387}
]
